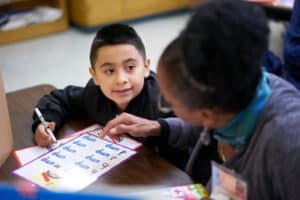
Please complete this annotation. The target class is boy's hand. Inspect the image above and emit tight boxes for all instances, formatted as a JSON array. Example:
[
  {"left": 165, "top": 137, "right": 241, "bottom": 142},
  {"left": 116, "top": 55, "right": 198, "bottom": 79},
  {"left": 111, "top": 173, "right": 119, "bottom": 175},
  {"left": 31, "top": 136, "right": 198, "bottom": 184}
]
[
  {"left": 35, "top": 121, "right": 56, "bottom": 147},
  {"left": 101, "top": 113, "right": 161, "bottom": 141}
]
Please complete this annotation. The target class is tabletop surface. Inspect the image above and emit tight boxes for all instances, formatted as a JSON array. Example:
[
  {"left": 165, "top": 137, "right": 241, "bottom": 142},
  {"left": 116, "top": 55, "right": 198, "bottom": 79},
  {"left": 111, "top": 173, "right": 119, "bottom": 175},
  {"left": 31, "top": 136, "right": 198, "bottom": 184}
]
[{"left": 0, "top": 84, "right": 193, "bottom": 190}]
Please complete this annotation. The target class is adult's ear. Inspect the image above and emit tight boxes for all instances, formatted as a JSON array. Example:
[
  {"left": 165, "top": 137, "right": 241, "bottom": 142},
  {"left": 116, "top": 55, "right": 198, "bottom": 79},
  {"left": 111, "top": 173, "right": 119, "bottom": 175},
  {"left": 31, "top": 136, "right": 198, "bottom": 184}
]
[
  {"left": 201, "top": 108, "right": 217, "bottom": 128},
  {"left": 89, "top": 67, "right": 99, "bottom": 85},
  {"left": 202, "top": 107, "right": 236, "bottom": 129},
  {"left": 144, "top": 59, "right": 151, "bottom": 78}
]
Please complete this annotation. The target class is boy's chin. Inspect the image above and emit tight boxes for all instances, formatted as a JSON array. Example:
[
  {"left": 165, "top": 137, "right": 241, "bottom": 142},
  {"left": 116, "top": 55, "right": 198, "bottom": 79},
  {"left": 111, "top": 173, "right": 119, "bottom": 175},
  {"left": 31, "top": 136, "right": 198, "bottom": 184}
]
[{"left": 114, "top": 99, "right": 133, "bottom": 111}]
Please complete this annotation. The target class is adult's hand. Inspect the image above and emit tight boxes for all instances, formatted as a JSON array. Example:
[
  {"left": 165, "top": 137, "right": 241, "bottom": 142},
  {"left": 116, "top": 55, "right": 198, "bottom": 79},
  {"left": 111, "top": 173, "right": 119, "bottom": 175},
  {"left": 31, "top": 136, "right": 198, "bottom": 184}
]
[{"left": 101, "top": 113, "right": 161, "bottom": 141}]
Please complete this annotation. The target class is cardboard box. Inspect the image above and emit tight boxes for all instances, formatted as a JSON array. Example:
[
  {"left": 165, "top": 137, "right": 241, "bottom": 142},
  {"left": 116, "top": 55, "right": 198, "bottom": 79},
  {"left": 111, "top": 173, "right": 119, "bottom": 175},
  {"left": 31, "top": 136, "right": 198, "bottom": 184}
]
[
  {"left": 67, "top": 0, "right": 188, "bottom": 28},
  {"left": 0, "top": 0, "right": 68, "bottom": 45}
]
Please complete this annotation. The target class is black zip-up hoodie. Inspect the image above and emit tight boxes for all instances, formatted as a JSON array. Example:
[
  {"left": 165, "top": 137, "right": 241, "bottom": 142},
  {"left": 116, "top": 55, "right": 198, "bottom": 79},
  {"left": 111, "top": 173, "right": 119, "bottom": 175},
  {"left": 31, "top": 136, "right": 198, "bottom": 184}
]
[{"left": 32, "top": 71, "right": 189, "bottom": 167}]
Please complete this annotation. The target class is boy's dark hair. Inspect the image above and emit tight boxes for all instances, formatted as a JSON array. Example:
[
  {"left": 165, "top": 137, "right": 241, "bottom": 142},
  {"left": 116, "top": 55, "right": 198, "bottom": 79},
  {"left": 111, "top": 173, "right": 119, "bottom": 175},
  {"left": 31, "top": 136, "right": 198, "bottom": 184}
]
[
  {"left": 89, "top": 24, "right": 146, "bottom": 67},
  {"left": 159, "top": 0, "right": 269, "bottom": 112}
]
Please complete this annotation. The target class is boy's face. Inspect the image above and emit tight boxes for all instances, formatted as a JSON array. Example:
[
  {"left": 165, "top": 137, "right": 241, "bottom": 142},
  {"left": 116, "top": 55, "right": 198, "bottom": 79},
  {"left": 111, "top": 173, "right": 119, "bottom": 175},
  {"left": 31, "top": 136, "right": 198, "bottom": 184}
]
[{"left": 89, "top": 44, "right": 150, "bottom": 112}]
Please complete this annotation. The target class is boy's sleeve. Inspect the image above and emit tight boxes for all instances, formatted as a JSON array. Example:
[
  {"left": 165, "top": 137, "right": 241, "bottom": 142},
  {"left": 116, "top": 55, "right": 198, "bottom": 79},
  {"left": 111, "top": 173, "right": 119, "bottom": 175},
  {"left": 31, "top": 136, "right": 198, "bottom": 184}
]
[{"left": 32, "top": 84, "right": 86, "bottom": 133}]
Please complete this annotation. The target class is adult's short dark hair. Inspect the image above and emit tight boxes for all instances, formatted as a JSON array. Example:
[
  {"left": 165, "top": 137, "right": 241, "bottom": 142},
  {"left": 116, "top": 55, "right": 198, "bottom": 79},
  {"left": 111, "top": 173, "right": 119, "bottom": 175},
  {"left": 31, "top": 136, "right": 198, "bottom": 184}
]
[
  {"left": 159, "top": 0, "right": 269, "bottom": 113},
  {"left": 89, "top": 24, "right": 146, "bottom": 67}
]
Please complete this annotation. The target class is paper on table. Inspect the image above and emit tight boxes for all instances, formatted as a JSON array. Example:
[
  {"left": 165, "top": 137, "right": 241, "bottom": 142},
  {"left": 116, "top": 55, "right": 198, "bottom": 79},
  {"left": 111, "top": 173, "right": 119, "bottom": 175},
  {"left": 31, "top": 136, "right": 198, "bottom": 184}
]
[
  {"left": 14, "top": 137, "right": 73, "bottom": 166},
  {"left": 13, "top": 124, "right": 142, "bottom": 166},
  {"left": 14, "top": 133, "right": 136, "bottom": 191},
  {"left": 88, "top": 128, "right": 143, "bottom": 150}
]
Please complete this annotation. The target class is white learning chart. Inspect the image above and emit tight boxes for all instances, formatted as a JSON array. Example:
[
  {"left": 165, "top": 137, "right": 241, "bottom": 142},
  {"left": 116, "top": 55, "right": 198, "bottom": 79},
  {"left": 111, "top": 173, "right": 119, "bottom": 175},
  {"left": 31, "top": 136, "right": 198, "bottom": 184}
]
[
  {"left": 13, "top": 124, "right": 142, "bottom": 166},
  {"left": 13, "top": 133, "right": 136, "bottom": 192}
]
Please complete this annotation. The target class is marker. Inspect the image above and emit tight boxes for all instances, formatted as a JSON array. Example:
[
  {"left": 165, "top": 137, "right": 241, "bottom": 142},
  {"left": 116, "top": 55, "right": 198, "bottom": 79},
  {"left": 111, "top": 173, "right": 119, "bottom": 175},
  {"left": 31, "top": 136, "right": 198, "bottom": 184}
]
[{"left": 34, "top": 108, "right": 57, "bottom": 142}]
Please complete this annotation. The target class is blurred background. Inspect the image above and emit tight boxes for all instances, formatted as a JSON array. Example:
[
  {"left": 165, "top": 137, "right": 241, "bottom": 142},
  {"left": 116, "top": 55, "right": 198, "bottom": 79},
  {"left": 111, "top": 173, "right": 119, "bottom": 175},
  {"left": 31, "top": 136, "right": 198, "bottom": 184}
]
[{"left": 0, "top": 0, "right": 290, "bottom": 92}]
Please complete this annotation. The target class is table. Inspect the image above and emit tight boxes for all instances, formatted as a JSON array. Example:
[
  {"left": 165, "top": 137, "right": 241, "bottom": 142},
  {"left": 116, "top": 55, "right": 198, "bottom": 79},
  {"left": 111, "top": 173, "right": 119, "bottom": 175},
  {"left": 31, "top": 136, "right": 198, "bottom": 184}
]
[{"left": 0, "top": 84, "right": 193, "bottom": 190}]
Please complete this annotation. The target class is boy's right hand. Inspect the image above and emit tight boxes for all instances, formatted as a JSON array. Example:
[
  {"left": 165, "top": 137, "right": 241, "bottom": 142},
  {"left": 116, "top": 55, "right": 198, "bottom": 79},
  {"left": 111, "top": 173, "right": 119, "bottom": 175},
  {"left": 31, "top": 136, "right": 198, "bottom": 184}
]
[{"left": 35, "top": 122, "right": 56, "bottom": 147}]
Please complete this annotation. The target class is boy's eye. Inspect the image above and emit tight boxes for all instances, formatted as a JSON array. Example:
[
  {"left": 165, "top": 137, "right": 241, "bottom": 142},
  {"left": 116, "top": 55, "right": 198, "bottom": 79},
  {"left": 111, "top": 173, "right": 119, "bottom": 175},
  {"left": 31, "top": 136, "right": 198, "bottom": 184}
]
[
  {"left": 104, "top": 69, "right": 114, "bottom": 75},
  {"left": 126, "top": 65, "right": 136, "bottom": 71}
]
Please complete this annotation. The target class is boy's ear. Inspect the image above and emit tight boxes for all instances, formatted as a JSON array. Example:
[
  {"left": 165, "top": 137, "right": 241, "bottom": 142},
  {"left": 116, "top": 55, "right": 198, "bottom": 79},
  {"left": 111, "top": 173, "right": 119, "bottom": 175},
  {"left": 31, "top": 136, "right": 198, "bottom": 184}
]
[
  {"left": 144, "top": 59, "right": 151, "bottom": 78},
  {"left": 89, "top": 67, "right": 99, "bottom": 86}
]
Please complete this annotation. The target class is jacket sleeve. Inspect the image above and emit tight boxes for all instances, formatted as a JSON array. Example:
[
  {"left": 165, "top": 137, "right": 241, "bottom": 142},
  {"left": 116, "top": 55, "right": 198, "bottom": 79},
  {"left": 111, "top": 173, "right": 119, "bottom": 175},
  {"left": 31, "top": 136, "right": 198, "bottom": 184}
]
[
  {"left": 158, "top": 117, "right": 202, "bottom": 151},
  {"left": 32, "top": 84, "right": 87, "bottom": 133},
  {"left": 283, "top": 0, "right": 300, "bottom": 88}
]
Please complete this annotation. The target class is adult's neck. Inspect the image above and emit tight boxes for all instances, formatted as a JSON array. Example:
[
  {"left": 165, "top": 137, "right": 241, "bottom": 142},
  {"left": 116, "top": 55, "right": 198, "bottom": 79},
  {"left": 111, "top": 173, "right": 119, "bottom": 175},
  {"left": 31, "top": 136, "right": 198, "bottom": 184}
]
[{"left": 212, "top": 110, "right": 237, "bottom": 129}]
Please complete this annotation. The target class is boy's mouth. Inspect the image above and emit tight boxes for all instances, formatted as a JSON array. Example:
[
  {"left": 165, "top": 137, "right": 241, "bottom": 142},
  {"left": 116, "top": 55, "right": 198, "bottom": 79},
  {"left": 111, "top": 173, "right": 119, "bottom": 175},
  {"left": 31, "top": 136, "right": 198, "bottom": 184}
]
[{"left": 112, "top": 88, "right": 132, "bottom": 94}]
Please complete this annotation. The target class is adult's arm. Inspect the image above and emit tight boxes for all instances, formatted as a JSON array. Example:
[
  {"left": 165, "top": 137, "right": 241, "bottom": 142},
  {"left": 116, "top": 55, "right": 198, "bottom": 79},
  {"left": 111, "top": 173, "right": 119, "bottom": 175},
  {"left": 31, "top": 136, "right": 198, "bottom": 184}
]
[
  {"left": 102, "top": 113, "right": 161, "bottom": 140},
  {"left": 159, "top": 118, "right": 202, "bottom": 151},
  {"left": 102, "top": 113, "right": 201, "bottom": 151}
]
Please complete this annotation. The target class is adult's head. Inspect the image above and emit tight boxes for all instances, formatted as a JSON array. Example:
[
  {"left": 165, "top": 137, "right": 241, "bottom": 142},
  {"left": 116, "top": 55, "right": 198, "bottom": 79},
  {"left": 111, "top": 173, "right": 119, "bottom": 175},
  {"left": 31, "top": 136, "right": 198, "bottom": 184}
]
[{"left": 157, "top": 0, "right": 269, "bottom": 127}]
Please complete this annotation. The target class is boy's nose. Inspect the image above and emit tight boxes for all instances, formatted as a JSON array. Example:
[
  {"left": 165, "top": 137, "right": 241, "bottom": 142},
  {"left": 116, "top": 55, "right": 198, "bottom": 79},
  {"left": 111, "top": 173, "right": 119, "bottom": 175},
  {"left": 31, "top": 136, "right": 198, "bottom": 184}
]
[{"left": 115, "top": 71, "right": 128, "bottom": 84}]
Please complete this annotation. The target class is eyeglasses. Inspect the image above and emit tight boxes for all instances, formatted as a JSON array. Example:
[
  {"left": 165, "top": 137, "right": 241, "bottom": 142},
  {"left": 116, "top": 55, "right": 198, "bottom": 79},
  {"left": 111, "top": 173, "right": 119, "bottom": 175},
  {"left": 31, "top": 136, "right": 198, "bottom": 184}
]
[{"left": 157, "top": 94, "right": 173, "bottom": 114}]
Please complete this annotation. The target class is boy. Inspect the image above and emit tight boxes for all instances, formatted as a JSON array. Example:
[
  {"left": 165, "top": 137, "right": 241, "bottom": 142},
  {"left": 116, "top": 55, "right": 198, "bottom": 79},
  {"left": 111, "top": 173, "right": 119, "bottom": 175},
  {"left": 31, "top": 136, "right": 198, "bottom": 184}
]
[{"left": 32, "top": 24, "right": 187, "bottom": 167}]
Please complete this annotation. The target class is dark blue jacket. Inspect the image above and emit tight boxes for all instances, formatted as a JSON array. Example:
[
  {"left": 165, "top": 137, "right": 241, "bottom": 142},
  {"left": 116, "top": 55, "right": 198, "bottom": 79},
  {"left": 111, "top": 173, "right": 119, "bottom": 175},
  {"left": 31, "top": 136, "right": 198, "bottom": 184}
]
[{"left": 264, "top": 0, "right": 300, "bottom": 90}]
